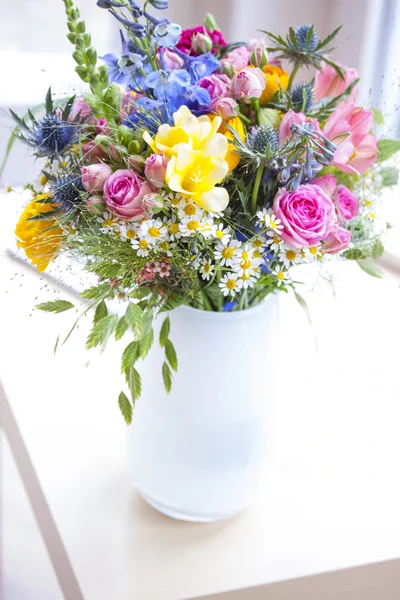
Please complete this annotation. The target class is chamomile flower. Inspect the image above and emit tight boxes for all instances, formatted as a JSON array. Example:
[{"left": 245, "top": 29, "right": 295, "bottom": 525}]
[
  {"left": 303, "top": 244, "right": 323, "bottom": 262},
  {"left": 238, "top": 271, "right": 257, "bottom": 289},
  {"left": 212, "top": 223, "right": 231, "bottom": 245},
  {"left": 214, "top": 240, "right": 241, "bottom": 267},
  {"left": 265, "top": 233, "right": 284, "bottom": 252},
  {"left": 257, "top": 208, "right": 283, "bottom": 235},
  {"left": 197, "top": 218, "right": 214, "bottom": 239},
  {"left": 179, "top": 217, "right": 203, "bottom": 237},
  {"left": 140, "top": 218, "right": 168, "bottom": 245},
  {"left": 63, "top": 221, "right": 78, "bottom": 243},
  {"left": 131, "top": 238, "right": 151, "bottom": 257},
  {"left": 232, "top": 244, "right": 261, "bottom": 276},
  {"left": 159, "top": 240, "right": 174, "bottom": 257},
  {"left": 97, "top": 211, "right": 121, "bottom": 235},
  {"left": 219, "top": 272, "right": 243, "bottom": 297},
  {"left": 178, "top": 198, "right": 203, "bottom": 221},
  {"left": 278, "top": 246, "right": 301, "bottom": 268},
  {"left": 165, "top": 216, "right": 182, "bottom": 240},
  {"left": 119, "top": 223, "right": 138, "bottom": 241},
  {"left": 199, "top": 258, "right": 214, "bottom": 281},
  {"left": 273, "top": 265, "right": 291, "bottom": 287}
]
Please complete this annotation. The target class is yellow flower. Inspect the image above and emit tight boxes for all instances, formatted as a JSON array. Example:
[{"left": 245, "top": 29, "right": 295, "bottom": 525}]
[
  {"left": 145, "top": 106, "right": 230, "bottom": 212},
  {"left": 259, "top": 65, "right": 289, "bottom": 105},
  {"left": 15, "top": 195, "right": 63, "bottom": 272},
  {"left": 217, "top": 116, "right": 245, "bottom": 173}
]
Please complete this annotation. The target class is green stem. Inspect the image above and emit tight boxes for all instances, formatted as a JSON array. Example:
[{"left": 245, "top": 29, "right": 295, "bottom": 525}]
[
  {"left": 251, "top": 163, "right": 264, "bottom": 215},
  {"left": 238, "top": 112, "right": 252, "bottom": 125},
  {"left": 287, "top": 62, "right": 300, "bottom": 91}
]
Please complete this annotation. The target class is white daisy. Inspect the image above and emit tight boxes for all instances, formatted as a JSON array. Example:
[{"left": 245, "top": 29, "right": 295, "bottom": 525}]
[
  {"left": 219, "top": 272, "right": 243, "bottom": 297},
  {"left": 199, "top": 258, "right": 215, "bottom": 281},
  {"left": 273, "top": 265, "right": 291, "bottom": 287},
  {"left": 232, "top": 245, "right": 261, "bottom": 277},
  {"left": 257, "top": 208, "right": 283, "bottom": 235},
  {"left": 131, "top": 238, "right": 151, "bottom": 257},
  {"left": 178, "top": 198, "right": 203, "bottom": 221},
  {"left": 265, "top": 233, "right": 285, "bottom": 252},
  {"left": 97, "top": 211, "right": 121, "bottom": 235},
  {"left": 158, "top": 240, "right": 175, "bottom": 257},
  {"left": 140, "top": 218, "right": 168, "bottom": 245},
  {"left": 179, "top": 217, "right": 203, "bottom": 237},
  {"left": 165, "top": 216, "right": 182, "bottom": 240},
  {"left": 302, "top": 244, "right": 323, "bottom": 262},
  {"left": 278, "top": 246, "right": 302, "bottom": 268},
  {"left": 197, "top": 218, "right": 215, "bottom": 239},
  {"left": 212, "top": 223, "right": 231, "bottom": 245},
  {"left": 119, "top": 222, "right": 139, "bottom": 241},
  {"left": 214, "top": 240, "right": 242, "bottom": 267},
  {"left": 238, "top": 272, "right": 257, "bottom": 289}
]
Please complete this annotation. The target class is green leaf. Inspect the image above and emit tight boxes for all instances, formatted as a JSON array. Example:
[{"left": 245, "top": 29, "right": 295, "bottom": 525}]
[
  {"left": 54, "top": 335, "right": 60, "bottom": 355},
  {"left": 159, "top": 316, "right": 170, "bottom": 348},
  {"left": 36, "top": 299, "right": 75, "bottom": 313},
  {"left": 93, "top": 299, "right": 107, "bottom": 324},
  {"left": 372, "top": 239, "right": 384, "bottom": 260},
  {"left": 80, "top": 282, "right": 110, "bottom": 300},
  {"left": 139, "top": 326, "right": 154, "bottom": 359},
  {"left": 376, "top": 139, "right": 400, "bottom": 163},
  {"left": 115, "top": 315, "right": 129, "bottom": 341},
  {"left": 127, "top": 367, "right": 142, "bottom": 402},
  {"left": 128, "top": 287, "right": 151, "bottom": 300},
  {"left": 162, "top": 361, "right": 172, "bottom": 393},
  {"left": 159, "top": 291, "right": 185, "bottom": 313},
  {"left": 315, "top": 25, "right": 342, "bottom": 51},
  {"left": 357, "top": 260, "right": 384, "bottom": 278},
  {"left": 381, "top": 166, "right": 398, "bottom": 187},
  {"left": 45, "top": 87, "right": 53, "bottom": 114},
  {"left": 121, "top": 341, "right": 139, "bottom": 374},
  {"left": 118, "top": 391, "right": 132, "bottom": 425},
  {"left": 372, "top": 108, "right": 384, "bottom": 126},
  {"left": 125, "top": 302, "right": 144, "bottom": 332},
  {"left": 165, "top": 339, "right": 178, "bottom": 372},
  {"left": 86, "top": 314, "right": 118, "bottom": 349},
  {"left": 294, "top": 291, "right": 312, "bottom": 325},
  {"left": 86, "top": 262, "right": 121, "bottom": 278}
]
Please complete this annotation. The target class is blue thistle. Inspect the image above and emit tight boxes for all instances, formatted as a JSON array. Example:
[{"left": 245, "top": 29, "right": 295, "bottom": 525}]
[
  {"left": 33, "top": 115, "right": 78, "bottom": 157},
  {"left": 291, "top": 82, "right": 314, "bottom": 112},
  {"left": 247, "top": 126, "right": 279, "bottom": 154},
  {"left": 50, "top": 174, "right": 85, "bottom": 212},
  {"left": 292, "top": 25, "right": 319, "bottom": 51}
]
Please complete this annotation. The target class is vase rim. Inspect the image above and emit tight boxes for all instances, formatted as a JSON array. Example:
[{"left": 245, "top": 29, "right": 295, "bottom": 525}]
[{"left": 176, "top": 293, "right": 277, "bottom": 321}]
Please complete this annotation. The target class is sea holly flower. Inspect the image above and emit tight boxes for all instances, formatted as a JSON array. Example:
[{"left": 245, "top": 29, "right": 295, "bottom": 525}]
[
  {"left": 290, "top": 25, "right": 319, "bottom": 51},
  {"left": 50, "top": 174, "right": 85, "bottom": 212}
]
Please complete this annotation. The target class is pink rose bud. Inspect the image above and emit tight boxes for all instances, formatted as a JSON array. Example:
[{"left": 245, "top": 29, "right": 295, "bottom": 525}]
[
  {"left": 144, "top": 153, "right": 168, "bottom": 188},
  {"left": 335, "top": 184, "right": 360, "bottom": 220},
  {"left": 191, "top": 31, "right": 213, "bottom": 54},
  {"left": 217, "top": 60, "right": 236, "bottom": 79},
  {"left": 225, "top": 46, "right": 251, "bottom": 70},
  {"left": 104, "top": 169, "right": 154, "bottom": 220},
  {"left": 81, "top": 163, "right": 111, "bottom": 192},
  {"left": 82, "top": 141, "right": 108, "bottom": 165},
  {"left": 94, "top": 117, "right": 110, "bottom": 136},
  {"left": 162, "top": 48, "right": 184, "bottom": 70},
  {"left": 86, "top": 196, "right": 107, "bottom": 215},
  {"left": 214, "top": 97, "right": 239, "bottom": 119},
  {"left": 232, "top": 67, "right": 266, "bottom": 104},
  {"left": 322, "top": 225, "right": 352, "bottom": 254},
  {"left": 108, "top": 144, "right": 128, "bottom": 162},
  {"left": 142, "top": 193, "right": 165, "bottom": 214},
  {"left": 128, "top": 155, "right": 146, "bottom": 173},
  {"left": 250, "top": 38, "right": 268, "bottom": 69}
]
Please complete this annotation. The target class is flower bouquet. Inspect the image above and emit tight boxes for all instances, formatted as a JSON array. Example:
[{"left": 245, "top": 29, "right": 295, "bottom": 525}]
[{"left": 9, "top": 0, "right": 400, "bottom": 519}]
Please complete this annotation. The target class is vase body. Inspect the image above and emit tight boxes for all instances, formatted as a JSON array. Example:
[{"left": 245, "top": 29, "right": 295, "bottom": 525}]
[{"left": 129, "top": 294, "right": 279, "bottom": 522}]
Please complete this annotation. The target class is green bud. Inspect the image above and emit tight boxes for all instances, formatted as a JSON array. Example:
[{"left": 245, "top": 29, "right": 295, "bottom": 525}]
[
  {"left": 82, "top": 33, "right": 92, "bottom": 46},
  {"left": 75, "top": 65, "right": 88, "bottom": 80},
  {"left": 67, "top": 22, "right": 76, "bottom": 33},
  {"left": 76, "top": 21, "right": 86, "bottom": 34},
  {"left": 250, "top": 40, "right": 268, "bottom": 69},
  {"left": 76, "top": 37, "right": 86, "bottom": 50},
  {"left": 191, "top": 32, "right": 213, "bottom": 54},
  {"left": 70, "top": 8, "right": 80, "bottom": 19},
  {"left": 73, "top": 50, "right": 85, "bottom": 65},
  {"left": 98, "top": 65, "right": 109, "bottom": 86},
  {"left": 86, "top": 47, "right": 97, "bottom": 64},
  {"left": 257, "top": 108, "right": 281, "bottom": 128},
  {"left": 128, "top": 140, "right": 141, "bottom": 155},
  {"left": 117, "top": 125, "right": 135, "bottom": 147},
  {"left": 204, "top": 12, "right": 218, "bottom": 32},
  {"left": 67, "top": 33, "right": 76, "bottom": 44},
  {"left": 95, "top": 135, "right": 112, "bottom": 149}
]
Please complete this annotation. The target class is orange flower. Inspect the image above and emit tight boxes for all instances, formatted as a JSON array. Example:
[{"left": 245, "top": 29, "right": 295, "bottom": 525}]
[
  {"left": 260, "top": 65, "right": 289, "bottom": 105},
  {"left": 216, "top": 116, "right": 246, "bottom": 172},
  {"left": 15, "top": 195, "right": 63, "bottom": 272}
]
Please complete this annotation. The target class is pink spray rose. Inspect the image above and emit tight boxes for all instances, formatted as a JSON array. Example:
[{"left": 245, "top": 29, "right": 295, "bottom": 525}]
[
  {"left": 322, "top": 225, "right": 351, "bottom": 254},
  {"left": 310, "top": 174, "right": 337, "bottom": 198},
  {"left": 104, "top": 169, "right": 154, "bottom": 220},
  {"left": 314, "top": 62, "right": 359, "bottom": 102},
  {"left": 81, "top": 163, "right": 111, "bottom": 192},
  {"left": 144, "top": 154, "right": 168, "bottom": 188},
  {"left": 86, "top": 196, "right": 107, "bottom": 215},
  {"left": 198, "top": 74, "right": 232, "bottom": 109},
  {"left": 162, "top": 48, "right": 184, "bottom": 70},
  {"left": 232, "top": 67, "right": 266, "bottom": 103},
  {"left": 335, "top": 184, "right": 360, "bottom": 220},
  {"left": 142, "top": 193, "right": 165, "bottom": 214},
  {"left": 176, "top": 26, "right": 226, "bottom": 56},
  {"left": 214, "top": 97, "right": 239, "bottom": 119},
  {"left": 323, "top": 101, "right": 378, "bottom": 174},
  {"left": 279, "top": 110, "right": 322, "bottom": 144},
  {"left": 273, "top": 184, "right": 336, "bottom": 248},
  {"left": 82, "top": 141, "right": 108, "bottom": 165},
  {"left": 226, "top": 46, "right": 251, "bottom": 70}
]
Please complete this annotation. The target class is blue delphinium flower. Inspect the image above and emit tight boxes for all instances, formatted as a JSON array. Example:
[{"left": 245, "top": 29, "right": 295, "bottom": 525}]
[
  {"left": 148, "top": 0, "right": 168, "bottom": 8},
  {"left": 50, "top": 174, "right": 85, "bottom": 212},
  {"left": 153, "top": 21, "right": 182, "bottom": 47},
  {"left": 292, "top": 25, "right": 319, "bottom": 51},
  {"left": 187, "top": 53, "right": 219, "bottom": 83},
  {"left": 32, "top": 114, "right": 77, "bottom": 157},
  {"left": 124, "top": 97, "right": 173, "bottom": 133},
  {"left": 102, "top": 32, "right": 150, "bottom": 89},
  {"left": 145, "top": 69, "right": 191, "bottom": 101}
]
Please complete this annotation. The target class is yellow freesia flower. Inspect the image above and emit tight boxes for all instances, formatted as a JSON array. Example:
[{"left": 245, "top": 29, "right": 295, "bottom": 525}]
[
  {"left": 15, "top": 195, "right": 63, "bottom": 272},
  {"left": 217, "top": 116, "right": 246, "bottom": 173},
  {"left": 259, "top": 65, "right": 289, "bottom": 105}
]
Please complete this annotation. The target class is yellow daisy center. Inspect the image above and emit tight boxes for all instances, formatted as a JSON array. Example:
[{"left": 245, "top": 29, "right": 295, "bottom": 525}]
[
  {"left": 148, "top": 226, "right": 160, "bottom": 238},
  {"left": 160, "top": 242, "right": 169, "bottom": 251},
  {"left": 365, "top": 199, "right": 372, "bottom": 207},
  {"left": 241, "top": 273, "right": 251, "bottom": 281},
  {"left": 204, "top": 263, "right": 211, "bottom": 273},
  {"left": 222, "top": 247, "right": 234, "bottom": 259},
  {"left": 286, "top": 250, "right": 296, "bottom": 260},
  {"left": 241, "top": 259, "right": 252, "bottom": 270},
  {"left": 168, "top": 223, "right": 179, "bottom": 234},
  {"left": 369, "top": 212, "right": 375, "bottom": 219},
  {"left": 277, "top": 271, "right": 285, "bottom": 281},
  {"left": 139, "top": 240, "right": 149, "bottom": 250},
  {"left": 309, "top": 247, "right": 318, "bottom": 255},
  {"left": 184, "top": 204, "right": 196, "bottom": 216},
  {"left": 253, "top": 239, "right": 263, "bottom": 248},
  {"left": 187, "top": 220, "right": 199, "bottom": 231},
  {"left": 170, "top": 197, "right": 180, "bottom": 206},
  {"left": 253, "top": 250, "right": 261, "bottom": 258},
  {"left": 103, "top": 219, "right": 114, "bottom": 228},
  {"left": 273, "top": 235, "right": 281, "bottom": 244},
  {"left": 216, "top": 229, "right": 224, "bottom": 239},
  {"left": 226, "top": 279, "right": 237, "bottom": 290},
  {"left": 126, "top": 230, "right": 136, "bottom": 239}
]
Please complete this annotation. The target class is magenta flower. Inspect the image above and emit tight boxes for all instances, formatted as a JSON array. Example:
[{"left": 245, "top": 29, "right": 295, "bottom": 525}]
[
  {"left": 273, "top": 184, "right": 336, "bottom": 248},
  {"left": 176, "top": 26, "right": 226, "bottom": 56},
  {"left": 198, "top": 74, "right": 232, "bottom": 108},
  {"left": 104, "top": 169, "right": 154, "bottom": 220},
  {"left": 336, "top": 184, "right": 360, "bottom": 220}
]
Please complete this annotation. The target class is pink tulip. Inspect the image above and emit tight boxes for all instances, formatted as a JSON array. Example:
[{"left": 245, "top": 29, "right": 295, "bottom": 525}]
[
  {"left": 323, "top": 102, "right": 378, "bottom": 174},
  {"left": 232, "top": 67, "right": 266, "bottom": 103},
  {"left": 144, "top": 154, "right": 168, "bottom": 188},
  {"left": 279, "top": 110, "right": 321, "bottom": 144},
  {"left": 82, "top": 163, "right": 111, "bottom": 192},
  {"left": 314, "top": 62, "right": 359, "bottom": 102}
]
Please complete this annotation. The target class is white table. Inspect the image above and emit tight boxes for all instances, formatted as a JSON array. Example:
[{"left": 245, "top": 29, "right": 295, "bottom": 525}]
[{"left": 1, "top": 191, "right": 400, "bottom": 599}]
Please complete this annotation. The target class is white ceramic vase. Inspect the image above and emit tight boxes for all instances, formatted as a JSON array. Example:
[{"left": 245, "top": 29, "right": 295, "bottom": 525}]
[{"left": 129, "top": 294, "right": 279, "bottom": 522}]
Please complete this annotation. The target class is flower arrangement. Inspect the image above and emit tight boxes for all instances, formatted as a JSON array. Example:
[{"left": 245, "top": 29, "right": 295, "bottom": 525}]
[{"left": 9, "top": 0, "right": 400, "bottom": 423}]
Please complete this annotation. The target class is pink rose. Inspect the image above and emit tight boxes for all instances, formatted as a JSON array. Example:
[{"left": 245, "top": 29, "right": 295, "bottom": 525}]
[
  {"left": 232, "top": 67, "right": 265, "bottom": 103},
  {"left": 335, "top": 184, "right": 359, "bottom": 220},
  {"left": 104, "top": 169, "right": 154, "bottom": 220},
  {"left": 82, "top": 141, "right": 108, "bottom": 165},
  {"left": 198, "top": 74, "right": 232, "bottom": 102},
  {"left": 279, "top": 110, "right": 322, "bottom": 144},
  {"left": 323, "top": 101, "right": 378, "bottom": 174},
  {"left": 322, "top": 225, "right": 351, "bottom": 254},
  {"left": 144, "top": 154, "right": 168, "bottom": 188},
  {"left": 226, "top": 46, "right": 251, "bottom": 70},
  {"left": 273, "top": 184, "right": 336, "bottom": 248},
  {"left": 162, "top": 48, "right": 184, "bottom": 70},
  {"left": 214, "top": 97, "right": 239, "bottom": 119},
  {"left": 310, "top": 174, "right": 337, "bottom": 198},
  {"left": 176, "top": 26, "right": 226, "bottom": 56},
  {"left": 315, "top": 62, "right": 359, "bottom": 102},
  {"left": 82, "top": 163, "right": 111, "bottom": 192}
]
